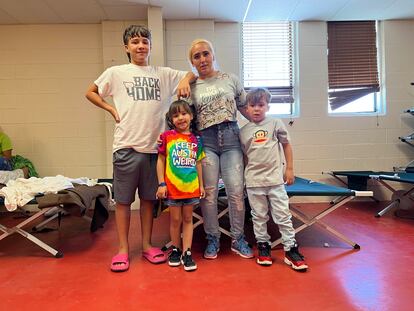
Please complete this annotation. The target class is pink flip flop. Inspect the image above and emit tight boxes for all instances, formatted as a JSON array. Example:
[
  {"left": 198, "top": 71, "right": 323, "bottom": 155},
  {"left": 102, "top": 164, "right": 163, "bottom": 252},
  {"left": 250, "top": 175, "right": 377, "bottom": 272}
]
[
  {"left": 142, "top": 247, "right": 167, "bottom": 264},
  {"left": 110, "top": 253, "right": 129, "bottom": 272}
]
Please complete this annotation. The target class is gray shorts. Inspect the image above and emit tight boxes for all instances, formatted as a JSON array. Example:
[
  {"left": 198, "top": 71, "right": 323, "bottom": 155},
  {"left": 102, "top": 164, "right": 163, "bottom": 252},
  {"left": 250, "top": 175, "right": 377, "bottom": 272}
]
[{"left": 113, "top": 148, "right": 158, "bottom": 205}]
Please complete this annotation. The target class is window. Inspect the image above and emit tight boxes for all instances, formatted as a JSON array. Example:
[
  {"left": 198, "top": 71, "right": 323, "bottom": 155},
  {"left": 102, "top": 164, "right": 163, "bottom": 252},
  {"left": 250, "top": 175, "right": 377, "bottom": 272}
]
[
  {"left": 327, "top": 21, "right": 381, "bottom": 114},
  {"left": 242, "top": 22, "right": 295, "bottom": 115}
]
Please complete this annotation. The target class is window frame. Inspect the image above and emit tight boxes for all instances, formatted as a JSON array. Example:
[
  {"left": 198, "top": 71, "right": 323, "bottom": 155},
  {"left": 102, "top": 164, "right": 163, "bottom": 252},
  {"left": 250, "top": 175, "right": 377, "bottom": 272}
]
[
  {"left": 241, "top": 21, "right": 298, "bottom": 117},
  {"left": 327, "top": 20, "right": 385, "bottom": 116}
]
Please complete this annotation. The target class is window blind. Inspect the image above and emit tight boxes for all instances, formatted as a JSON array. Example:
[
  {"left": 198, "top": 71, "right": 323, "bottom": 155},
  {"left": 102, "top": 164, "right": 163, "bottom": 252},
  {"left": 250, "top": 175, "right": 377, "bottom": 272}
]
[
  {"left": 328, "top": 21, "right": 379, "bottom": 110},
  {"left": 242, "top": 22, "right": 293, "bottom": 104}
]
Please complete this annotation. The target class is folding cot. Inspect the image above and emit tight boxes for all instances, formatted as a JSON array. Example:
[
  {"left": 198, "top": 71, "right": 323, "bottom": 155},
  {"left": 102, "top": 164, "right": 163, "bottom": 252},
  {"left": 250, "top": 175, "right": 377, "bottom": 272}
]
[
  {"left": 330, "top": 171, "right": 414, "bottom": 217},
  {"left": 0, "top": 183, "right": 110, "bottom": 257},
  {"left": 186, "top": 177, "right": 372, "bottom": 250}
]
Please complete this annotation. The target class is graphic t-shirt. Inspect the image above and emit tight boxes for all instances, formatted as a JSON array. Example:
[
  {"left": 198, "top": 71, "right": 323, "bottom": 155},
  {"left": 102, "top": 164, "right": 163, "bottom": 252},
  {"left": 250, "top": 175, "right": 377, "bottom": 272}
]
[
  {"left": 189, "top": 72, "right": 246, "bottom": 130},
  {"left": 158, "top": 130, "right": 205, "bottom": 199},
  {"left": 240, "top": 117, "right": 291, "bottom": 188},
  {"left": 95, "top": 64, "right": 187, "bottom": 153}
]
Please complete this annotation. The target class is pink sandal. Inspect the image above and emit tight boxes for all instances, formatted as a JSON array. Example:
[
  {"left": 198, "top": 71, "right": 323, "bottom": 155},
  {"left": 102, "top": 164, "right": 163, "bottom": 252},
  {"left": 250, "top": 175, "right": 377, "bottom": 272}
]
[
  {"left": 142, "top": 247, "right": 167, "bottom": 264},
  {"left": 110, "top": 253, "right": 129, "bottom": 272}
]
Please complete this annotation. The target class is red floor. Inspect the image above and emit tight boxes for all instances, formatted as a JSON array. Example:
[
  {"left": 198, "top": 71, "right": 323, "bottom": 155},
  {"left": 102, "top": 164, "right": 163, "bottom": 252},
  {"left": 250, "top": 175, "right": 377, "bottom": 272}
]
[{"left": 1, "top": 201, "right": 413, "bottom": 311}]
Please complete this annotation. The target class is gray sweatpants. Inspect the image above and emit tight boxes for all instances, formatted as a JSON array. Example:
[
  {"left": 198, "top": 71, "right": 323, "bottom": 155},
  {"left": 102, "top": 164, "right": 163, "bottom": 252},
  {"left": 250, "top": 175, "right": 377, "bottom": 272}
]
[{"left": 246, "top": 184, "right": 296, "bottom": 251}]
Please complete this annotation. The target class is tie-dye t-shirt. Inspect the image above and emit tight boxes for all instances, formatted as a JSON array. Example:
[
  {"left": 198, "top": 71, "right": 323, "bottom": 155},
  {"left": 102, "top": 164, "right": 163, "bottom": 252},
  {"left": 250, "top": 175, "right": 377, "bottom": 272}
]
[{"left": 158, "top": 130, "right": 205, "bottom": 199}]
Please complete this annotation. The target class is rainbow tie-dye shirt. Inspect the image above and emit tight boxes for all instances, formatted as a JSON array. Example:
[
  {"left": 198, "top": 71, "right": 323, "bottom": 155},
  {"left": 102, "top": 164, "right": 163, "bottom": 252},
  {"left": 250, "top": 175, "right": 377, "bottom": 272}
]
[{"left": 158, "top": 130, "right": 205, "bottom": 199}]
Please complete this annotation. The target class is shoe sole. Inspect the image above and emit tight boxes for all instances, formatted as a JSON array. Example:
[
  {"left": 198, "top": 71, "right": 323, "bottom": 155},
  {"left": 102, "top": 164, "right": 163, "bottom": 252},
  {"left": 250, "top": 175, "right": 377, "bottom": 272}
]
[
  {"left": 257, "top": 258, "right": 272, "bottom": 266},
  {"left": 182, "top": 263, "right": 198, "bottom": 271},
  {"left": 284, "top": 257, "right": 308, "bottom": 271},
  {"left": 168, "top": 261, "right": 181, "bottom": 267},
  {"left": 203, "top": 248, "right": 219, "bottom": 259},
  {"left": 231, "top": 247, "right": 254, "bottom": 259}
]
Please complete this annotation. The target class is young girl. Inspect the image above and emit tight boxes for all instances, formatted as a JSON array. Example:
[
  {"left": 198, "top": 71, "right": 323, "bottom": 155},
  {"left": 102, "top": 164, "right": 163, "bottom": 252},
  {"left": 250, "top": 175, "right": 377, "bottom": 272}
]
[{"left": 156, "top": 100, "right": 205, "bottom": 271}]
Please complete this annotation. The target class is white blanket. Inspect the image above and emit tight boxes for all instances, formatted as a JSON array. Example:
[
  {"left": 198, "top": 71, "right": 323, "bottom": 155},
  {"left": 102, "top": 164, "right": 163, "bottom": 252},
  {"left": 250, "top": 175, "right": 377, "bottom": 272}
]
[{"left": 0, "top": 175, "right": 75, "bottom": 211}]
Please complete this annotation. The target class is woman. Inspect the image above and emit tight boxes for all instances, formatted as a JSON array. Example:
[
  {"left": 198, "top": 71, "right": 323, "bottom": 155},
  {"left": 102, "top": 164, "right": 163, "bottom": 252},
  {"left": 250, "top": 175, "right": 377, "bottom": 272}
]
[{"left": 188, "top": 39, "right": 253, "bottom": 259}]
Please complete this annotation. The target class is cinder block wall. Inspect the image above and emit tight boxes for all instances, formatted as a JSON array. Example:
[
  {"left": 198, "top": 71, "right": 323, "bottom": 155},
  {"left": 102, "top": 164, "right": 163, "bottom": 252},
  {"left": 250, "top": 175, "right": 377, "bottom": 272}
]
[{"left": 1, "top": 19, "right": 413, "bottom": 202}]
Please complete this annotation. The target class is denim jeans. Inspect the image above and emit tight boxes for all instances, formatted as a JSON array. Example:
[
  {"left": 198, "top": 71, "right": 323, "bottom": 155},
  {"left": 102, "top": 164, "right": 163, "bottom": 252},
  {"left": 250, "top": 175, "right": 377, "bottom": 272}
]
[{"left": 200, "top": 122, "right": 245, "bottom": 240}]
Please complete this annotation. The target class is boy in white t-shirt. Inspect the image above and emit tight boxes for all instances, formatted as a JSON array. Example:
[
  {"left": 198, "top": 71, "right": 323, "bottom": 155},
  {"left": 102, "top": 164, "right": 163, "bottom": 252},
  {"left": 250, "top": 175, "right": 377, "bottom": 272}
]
[{"left": 86, "top": 25, "right": 196, "bottom": 272}]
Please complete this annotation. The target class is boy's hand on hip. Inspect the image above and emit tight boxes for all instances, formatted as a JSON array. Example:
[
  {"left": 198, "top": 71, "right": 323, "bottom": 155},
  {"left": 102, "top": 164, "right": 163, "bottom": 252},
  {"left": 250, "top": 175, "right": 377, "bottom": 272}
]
[{"left": 109, "top": 107, "right": 120, "bottom": 123}]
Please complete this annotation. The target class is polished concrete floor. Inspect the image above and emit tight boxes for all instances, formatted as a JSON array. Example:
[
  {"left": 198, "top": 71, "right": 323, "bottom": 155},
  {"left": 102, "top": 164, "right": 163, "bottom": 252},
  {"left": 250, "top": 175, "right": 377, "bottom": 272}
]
[{"left": 0, "top": 201, "right": 413, "bottom": 311}]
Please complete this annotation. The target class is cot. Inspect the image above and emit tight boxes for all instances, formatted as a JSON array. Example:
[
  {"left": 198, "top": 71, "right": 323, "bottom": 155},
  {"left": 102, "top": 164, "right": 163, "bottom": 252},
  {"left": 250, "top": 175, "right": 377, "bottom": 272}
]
[
  {"left": 0, "top": 183, "right": 110, "bottom": 257},
  {"left": 331, "top": 171, "right": 414, "bottom": 217},
  {"left": 186, "top": 177, "right": 372, "bottom": 250}
]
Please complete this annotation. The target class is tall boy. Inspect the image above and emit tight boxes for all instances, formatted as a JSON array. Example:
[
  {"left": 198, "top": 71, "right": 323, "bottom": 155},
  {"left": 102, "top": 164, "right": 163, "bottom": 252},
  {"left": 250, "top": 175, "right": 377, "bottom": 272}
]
[
  {"left": 86, "top": 25, "right": 196, "bottom": 272},
  {"left": 239, "top": 88, "right": 308, "bottom": 271}
]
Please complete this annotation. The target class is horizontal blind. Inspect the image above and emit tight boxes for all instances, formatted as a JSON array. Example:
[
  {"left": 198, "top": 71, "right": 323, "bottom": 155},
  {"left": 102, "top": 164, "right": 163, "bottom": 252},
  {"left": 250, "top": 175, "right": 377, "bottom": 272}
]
[
  {"left": 328, "top": 21, "right": 379, "bottom": 110},
  {"left": 242, "top": 22, "right": 293, "bottom": 103}
]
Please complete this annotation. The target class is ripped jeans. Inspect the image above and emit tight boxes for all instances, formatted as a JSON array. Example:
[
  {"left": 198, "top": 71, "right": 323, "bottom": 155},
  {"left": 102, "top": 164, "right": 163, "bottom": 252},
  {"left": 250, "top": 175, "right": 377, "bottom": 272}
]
[{"left": 200, "top": 122, "right": 245, "bottom": 240}]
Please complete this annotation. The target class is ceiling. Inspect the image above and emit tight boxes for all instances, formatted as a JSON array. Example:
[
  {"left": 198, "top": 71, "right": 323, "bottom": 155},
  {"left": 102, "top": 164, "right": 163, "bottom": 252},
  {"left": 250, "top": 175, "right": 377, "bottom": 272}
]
[{"left": 0, "top": 0, "right": 413, "bottom": 25}]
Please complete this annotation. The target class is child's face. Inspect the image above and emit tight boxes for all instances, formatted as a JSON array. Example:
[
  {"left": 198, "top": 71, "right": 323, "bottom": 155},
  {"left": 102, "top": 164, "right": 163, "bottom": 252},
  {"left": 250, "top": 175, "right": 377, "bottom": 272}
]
[
  {"left": 190, "top": 43, "right": 215, "bottom": 78},
  {"left": 171, "top": 108, "right": 193, "bottom": 133},
  {"left": 246, "top": 97, "right": 269, "bottom": 123},
  {"left": 125, "top": 36, "right": 151, "bottom": 66}
]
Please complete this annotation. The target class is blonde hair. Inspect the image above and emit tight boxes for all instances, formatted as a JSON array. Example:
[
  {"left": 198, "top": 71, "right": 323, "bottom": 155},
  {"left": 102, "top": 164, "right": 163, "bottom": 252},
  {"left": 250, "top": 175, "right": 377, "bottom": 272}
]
[{"left": 188, "top": 38, "right": 215, "bottom": 63}]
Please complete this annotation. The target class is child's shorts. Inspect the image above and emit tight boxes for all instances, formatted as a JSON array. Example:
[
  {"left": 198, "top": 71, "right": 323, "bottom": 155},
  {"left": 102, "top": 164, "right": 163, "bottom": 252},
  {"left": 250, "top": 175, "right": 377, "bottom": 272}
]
[
  {"left": 112, "top": 148, "right": 158, "bottom": 205},
  {"left": 164, "top": 197, "right": 200, "bottom": 207}
]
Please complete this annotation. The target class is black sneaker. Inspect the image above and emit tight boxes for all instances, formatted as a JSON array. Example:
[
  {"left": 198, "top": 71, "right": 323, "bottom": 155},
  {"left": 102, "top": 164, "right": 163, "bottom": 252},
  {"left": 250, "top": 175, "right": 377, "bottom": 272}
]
[
  {"left": 257, "top": 242, "right": 272, "bottom": 266},
  {"left": 181, "top": 249, "right": 197, "bottom": 271},
  {"left": 168, "top": 247, "right": 182, "bottom": 267},
  {"left": 284, "top": 244, "right": 308, "bottom": 271}
]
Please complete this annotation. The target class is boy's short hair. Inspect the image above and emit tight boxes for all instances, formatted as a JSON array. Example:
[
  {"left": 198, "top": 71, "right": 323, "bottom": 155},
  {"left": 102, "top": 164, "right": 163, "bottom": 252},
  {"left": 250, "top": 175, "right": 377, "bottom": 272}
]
[
  {"left": 123, "top": 25, "right": 152, "bottom": 62},
  {"left": 246, "top": 87, "right": 272, "bottom": 104}
]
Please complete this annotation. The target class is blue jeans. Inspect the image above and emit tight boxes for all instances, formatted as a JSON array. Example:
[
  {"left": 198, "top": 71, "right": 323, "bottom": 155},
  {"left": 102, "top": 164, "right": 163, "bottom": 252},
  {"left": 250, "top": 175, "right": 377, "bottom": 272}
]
[{"left": 200, "top": 122, "right": 245, "bottom": 240}]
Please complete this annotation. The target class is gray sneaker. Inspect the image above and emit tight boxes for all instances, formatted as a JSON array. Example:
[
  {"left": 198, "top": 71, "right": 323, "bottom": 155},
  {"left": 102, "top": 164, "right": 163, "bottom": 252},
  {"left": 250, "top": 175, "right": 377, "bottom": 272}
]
[
  {"left": 231, "top": 235, "right": 254, "bottom": 259},
  {"left": 204, "top": 234, "right": 220, "bottom": 259}
]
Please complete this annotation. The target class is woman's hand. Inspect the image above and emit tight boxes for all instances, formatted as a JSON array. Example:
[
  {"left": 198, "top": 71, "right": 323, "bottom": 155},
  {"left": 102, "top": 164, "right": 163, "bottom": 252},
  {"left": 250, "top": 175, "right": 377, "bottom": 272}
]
[{"left": 199, "top": 185, "right": 205, "bottom": 198}]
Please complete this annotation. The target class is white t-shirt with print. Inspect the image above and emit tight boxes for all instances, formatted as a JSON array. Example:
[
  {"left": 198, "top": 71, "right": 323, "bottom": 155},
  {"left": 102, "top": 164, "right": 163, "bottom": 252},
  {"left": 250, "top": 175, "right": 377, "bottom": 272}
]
[{"left": 95, "top": 63, "right": 186, "bottom": 153}]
